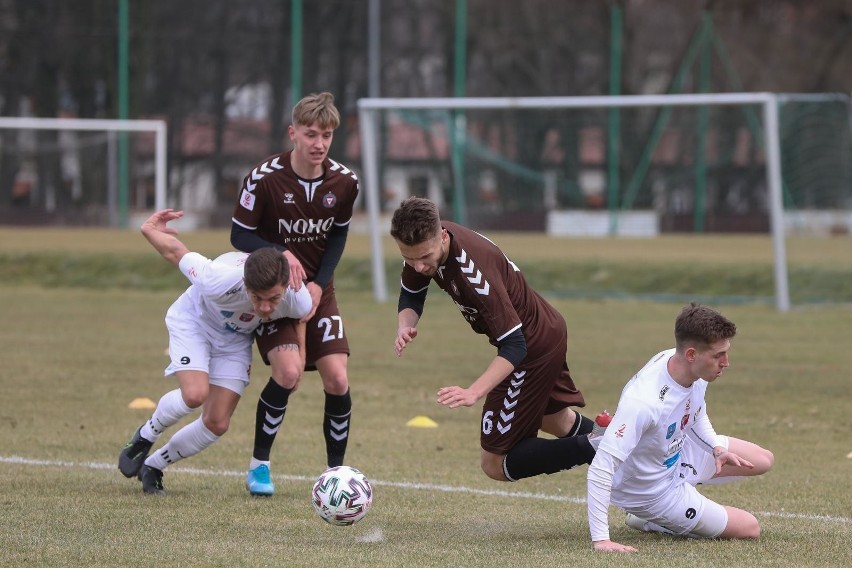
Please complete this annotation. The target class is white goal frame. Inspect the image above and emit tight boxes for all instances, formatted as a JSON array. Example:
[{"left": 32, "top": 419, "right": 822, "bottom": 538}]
[
  {"left": 0, "top": 116, "right": 168, "bottom": 219},
  {"left": 358, "top": 93, "right": 792, "bottom": 311}
]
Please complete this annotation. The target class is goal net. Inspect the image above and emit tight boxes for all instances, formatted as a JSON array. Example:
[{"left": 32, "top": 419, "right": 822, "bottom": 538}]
[
  {"left": 358, "top": 93, "right": 852, "bottom": 311},
  {"left": 0, "top": 117, "right": 167, "bottom": 227}
]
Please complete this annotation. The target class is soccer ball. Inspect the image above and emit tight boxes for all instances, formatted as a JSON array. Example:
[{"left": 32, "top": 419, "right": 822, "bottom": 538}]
[{"left": 311, "top": 466, "right": 373, "bottom": 526}]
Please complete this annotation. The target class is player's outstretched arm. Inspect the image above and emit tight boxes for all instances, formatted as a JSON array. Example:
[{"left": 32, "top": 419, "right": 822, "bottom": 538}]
[
  {"left": 395, "top": 308, "right": 420, "bottom": 356},
  {"left": 140, "top": 209, "right": 189, "bottom": 267}
]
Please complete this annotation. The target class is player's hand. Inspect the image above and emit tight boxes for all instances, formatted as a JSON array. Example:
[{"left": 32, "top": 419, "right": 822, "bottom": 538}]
[
  {"left": 394, "top": 326, "right": 417, "bottom": 356},
  {"left": 300, "top": 281, "right": 322, "bottom": 323},
  {"left": 282, "top": 250, "right": 306, "bottom": 290},
  {"left": 713, "top": 448, "right": 754, "bottom": 475},
  {"left": 141, "top": 209, "right": 183, "bottom": 234},
  {"left": 436, "top": 386, "right": 477, "bottom": 409},
  {"left": 592, "top": 540, "right": 637, "bottom": 553}
]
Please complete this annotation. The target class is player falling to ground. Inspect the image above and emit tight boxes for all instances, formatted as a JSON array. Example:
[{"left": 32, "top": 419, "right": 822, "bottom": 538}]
[
  {"left": 390, "top": 197, "right": 605, "bottom": 484},
  {"left": 118, "top": 209, "right": 311, "bottom": 495},
  {"left": 231, "top": 92, "right": 359, "bottom": 496},
  {"left": 587, "top": 303, "right": 774, "bottom": 553}
]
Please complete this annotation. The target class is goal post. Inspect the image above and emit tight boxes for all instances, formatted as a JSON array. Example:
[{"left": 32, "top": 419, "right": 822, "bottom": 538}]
[
  {"left": 0, "top": 116, "right": 167, "bottom": 226},
  {"left": 359, "top": 93, "right": 850, "bottom": 312}
]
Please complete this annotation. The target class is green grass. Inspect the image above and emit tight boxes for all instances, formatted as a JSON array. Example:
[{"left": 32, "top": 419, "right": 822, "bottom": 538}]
[
  {"left": 0, "top": 229, "right": 850, "bottom": 567},
  {"left": 1, "top": 228, "right": 851, "bottom": 303}
]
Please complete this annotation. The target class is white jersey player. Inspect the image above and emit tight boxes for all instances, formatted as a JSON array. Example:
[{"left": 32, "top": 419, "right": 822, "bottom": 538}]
[
  {"left": 587, "top": 304, "right": 774, "bottom": 553},
  {"left": 118, "top": 209, "right": 311, "bottom": 496},
  {"left": 165, "top": 249, "right": 310, "bottom": 381}
]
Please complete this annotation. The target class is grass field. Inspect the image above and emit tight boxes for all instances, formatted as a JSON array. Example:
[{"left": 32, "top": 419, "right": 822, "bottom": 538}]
[{"left": 0, "top": 228, "right": 850, "bottom": 567}]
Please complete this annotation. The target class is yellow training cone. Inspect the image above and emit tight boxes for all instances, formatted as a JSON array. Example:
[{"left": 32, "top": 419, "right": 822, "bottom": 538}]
[
  {"left": 406, "top": 415, "right": 438, "bottom": 428},
  {"left": 128, "top": 397, "right": 157, "bottom": 410}
]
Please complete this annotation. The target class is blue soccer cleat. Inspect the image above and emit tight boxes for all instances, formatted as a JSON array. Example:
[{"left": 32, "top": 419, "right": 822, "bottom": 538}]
[{"left": 246, "top": 464, "right": 275, "bottom": 496}]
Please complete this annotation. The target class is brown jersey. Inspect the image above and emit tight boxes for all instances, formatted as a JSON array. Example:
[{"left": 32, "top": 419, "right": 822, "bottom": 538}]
[
  {"left": 400, "top": 221, "right": 565, "bottom": 361},
  {"left": 231, "top": 150, "right": 360, "bottom": 279}
]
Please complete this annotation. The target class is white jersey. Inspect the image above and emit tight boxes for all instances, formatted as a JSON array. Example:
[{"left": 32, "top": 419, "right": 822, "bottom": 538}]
[
  {"left": 599, "top": 348, "right": 719, "bottom": 507},
  {"left": 167, "top": 251, "right": 311, "bottom": 350}
]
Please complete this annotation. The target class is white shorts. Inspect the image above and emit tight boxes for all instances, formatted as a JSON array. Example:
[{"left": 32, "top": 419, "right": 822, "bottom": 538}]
[
  {"left": 164, "top": 305, "right": 252, "bottom": 396},
  {"left": 623, "top": 436, "right": 730, "bottom": 538}
]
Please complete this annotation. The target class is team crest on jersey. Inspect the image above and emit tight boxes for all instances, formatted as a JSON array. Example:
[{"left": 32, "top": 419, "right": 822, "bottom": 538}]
[
  {"left": 322, "top": 192, "right": 337, "bottom": 208},
  {"left": 240, "top": 189, "right": 255, "bottom": 211},
  {"left": 220, "top": 310, "right": 234, "bottom": 318},
  {"left": 239, "top": 313, "right": 255, "bottom": 322},
  {"left": 680, "top": 414, "right": 690, "bottom": 430}
]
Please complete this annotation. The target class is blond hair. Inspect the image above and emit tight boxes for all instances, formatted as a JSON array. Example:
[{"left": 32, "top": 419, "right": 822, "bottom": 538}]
[{"left": 292, "top": 92, "right": 340, "bottom": 130}]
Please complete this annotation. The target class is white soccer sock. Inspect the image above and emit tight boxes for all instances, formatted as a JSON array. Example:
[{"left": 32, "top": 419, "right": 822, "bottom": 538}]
[
  {"left": 140, "top": 389, "right": 195, "bottom": 442},
  {"left": 144, "top": 418, "right": 219, "bottom": 470},
  {"left": 249, "top": 457, "right": 271, "bottom": 471}
]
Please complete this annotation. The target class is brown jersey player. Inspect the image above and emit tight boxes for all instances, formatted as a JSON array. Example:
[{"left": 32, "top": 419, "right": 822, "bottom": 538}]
[
  {"left": 391, "top": 197, "right": 602, "bottom": 484},
  {"left": 231, "top": 92, "right": 358, "bottom": 496}
]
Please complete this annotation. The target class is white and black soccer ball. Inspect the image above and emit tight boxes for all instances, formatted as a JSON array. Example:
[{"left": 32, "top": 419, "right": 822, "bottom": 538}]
[{"left": 311, "top": 466, "right": 373, "bottom": 526}]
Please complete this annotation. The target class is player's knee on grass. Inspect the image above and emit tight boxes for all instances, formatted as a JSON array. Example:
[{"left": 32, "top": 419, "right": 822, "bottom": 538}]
[{"left": 721, "top": 507, "right": 760, "bottom": 539}]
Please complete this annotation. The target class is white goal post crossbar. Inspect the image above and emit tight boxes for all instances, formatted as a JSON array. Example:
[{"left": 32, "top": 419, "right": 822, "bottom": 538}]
[
  {"left": 0, "top": 116, "right": 168, "bottom": 215},
  {"left": 358, "top": 93, "right": 791, "bottom": 311}
]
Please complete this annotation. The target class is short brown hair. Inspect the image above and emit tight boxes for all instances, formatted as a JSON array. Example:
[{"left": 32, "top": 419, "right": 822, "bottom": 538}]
[
  {"left": 243, "top": 248, "right": 289, "bottom": 292},
  {"left": 674, "top": 302, "right": 737, "bottom": 351},
  {"left": 389, "top": 197, "right": 442, "bottom": 246},
  {"left": 292, "top": 92, "right": 340, "bottom": 130}
]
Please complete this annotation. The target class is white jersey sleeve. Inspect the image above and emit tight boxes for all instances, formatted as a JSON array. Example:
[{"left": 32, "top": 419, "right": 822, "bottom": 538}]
[
  {"left": 587, "top": 448, "right": 623, "bottom": 542},
  {"left": 269, "top": 284, "right": 312, "bottom": 320},
  {"left": 687, "top": 389, "right": 719, "bottom": 453},
  {"left": 179, "top": 251, "right": 244, "bottom": 296}
]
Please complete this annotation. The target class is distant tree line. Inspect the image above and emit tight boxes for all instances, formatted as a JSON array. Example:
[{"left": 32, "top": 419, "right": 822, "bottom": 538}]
[{"left": 0, "top": 0, "right": 848, "bottom": 215}]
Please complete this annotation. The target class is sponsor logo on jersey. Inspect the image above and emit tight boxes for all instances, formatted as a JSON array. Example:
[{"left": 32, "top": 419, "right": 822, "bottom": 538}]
[
  {"left": 220, "top": 310, "right": 234, "bottom": 318},
  {"left": 663, "top": 452, "right": 681, "bottom": 469},
  {"left": 680, "top": 413, "right": 690, "bottom": 430},
  {"left": 284, "top": 192, "right": 294, "bottom": 203},
  {"left": 666, "top": 422, "right": 676, "bottom": 439},
  {"left": 239, "top": 313, "right": 255, "bottom": 322},
  {"left": 450, "top": 281, "right": 459, "bottom": 295},
  {"left": 659, "top": 385, "right": 669, "bottom": 401},
  {"left": 667, "top": 436, "right": 684, "bottom": 457},
  {"left": 226, "top": 286, "right": 242, "bottom": 295},
  {"left": 322, "top": 192, "right": 337, "bottom": 208},
  {"left": 615, "top": 423, "right": 626, "bottom": 438},
  {"left": 240, "top": 189, "right": 256, "bottom": 211},
  {"left": 278, "top": 217, "right": 335, "bottom": 236},
  {"left": 451, "top": 299, "right": 478, "bottom": 321},
  {"left": 188, "top": 267, "right": 197, "bottom": 278}
]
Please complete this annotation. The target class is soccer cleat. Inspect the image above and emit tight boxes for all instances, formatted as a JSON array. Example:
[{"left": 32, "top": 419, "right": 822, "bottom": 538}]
[
  {"left": 587, "top": 410, "right": 612, "bottom": 450},
  {"left": 139, "top": 464, "right": 165, "bottom": 496},
  {"left": 246, "top": 464, "right": 275, "bottom": 496},
  {"left": 118, "top": 426, "right": 154, "bottom": 478}
]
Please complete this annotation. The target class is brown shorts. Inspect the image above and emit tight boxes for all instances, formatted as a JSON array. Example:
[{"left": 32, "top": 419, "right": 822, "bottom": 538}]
[
  {"left": 255, "top": 284, "right": 350, "bottom": 371},
  {"left": 479, "top": 340, "right": 585, "bottom": 455}
]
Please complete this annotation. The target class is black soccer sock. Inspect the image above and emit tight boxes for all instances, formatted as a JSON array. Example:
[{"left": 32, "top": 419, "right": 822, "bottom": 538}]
[
  {"left": 503, "top": 435, "right": 596, "bottom": 481},
  {"left": 323, "top": 389, "right": 352, "bottom": 467},
  {"left": 564, "top": 410, "right": 595, "bottom": 437},
  {"left": 253, "top": 378, "right": 293, "bottom": 461}
]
